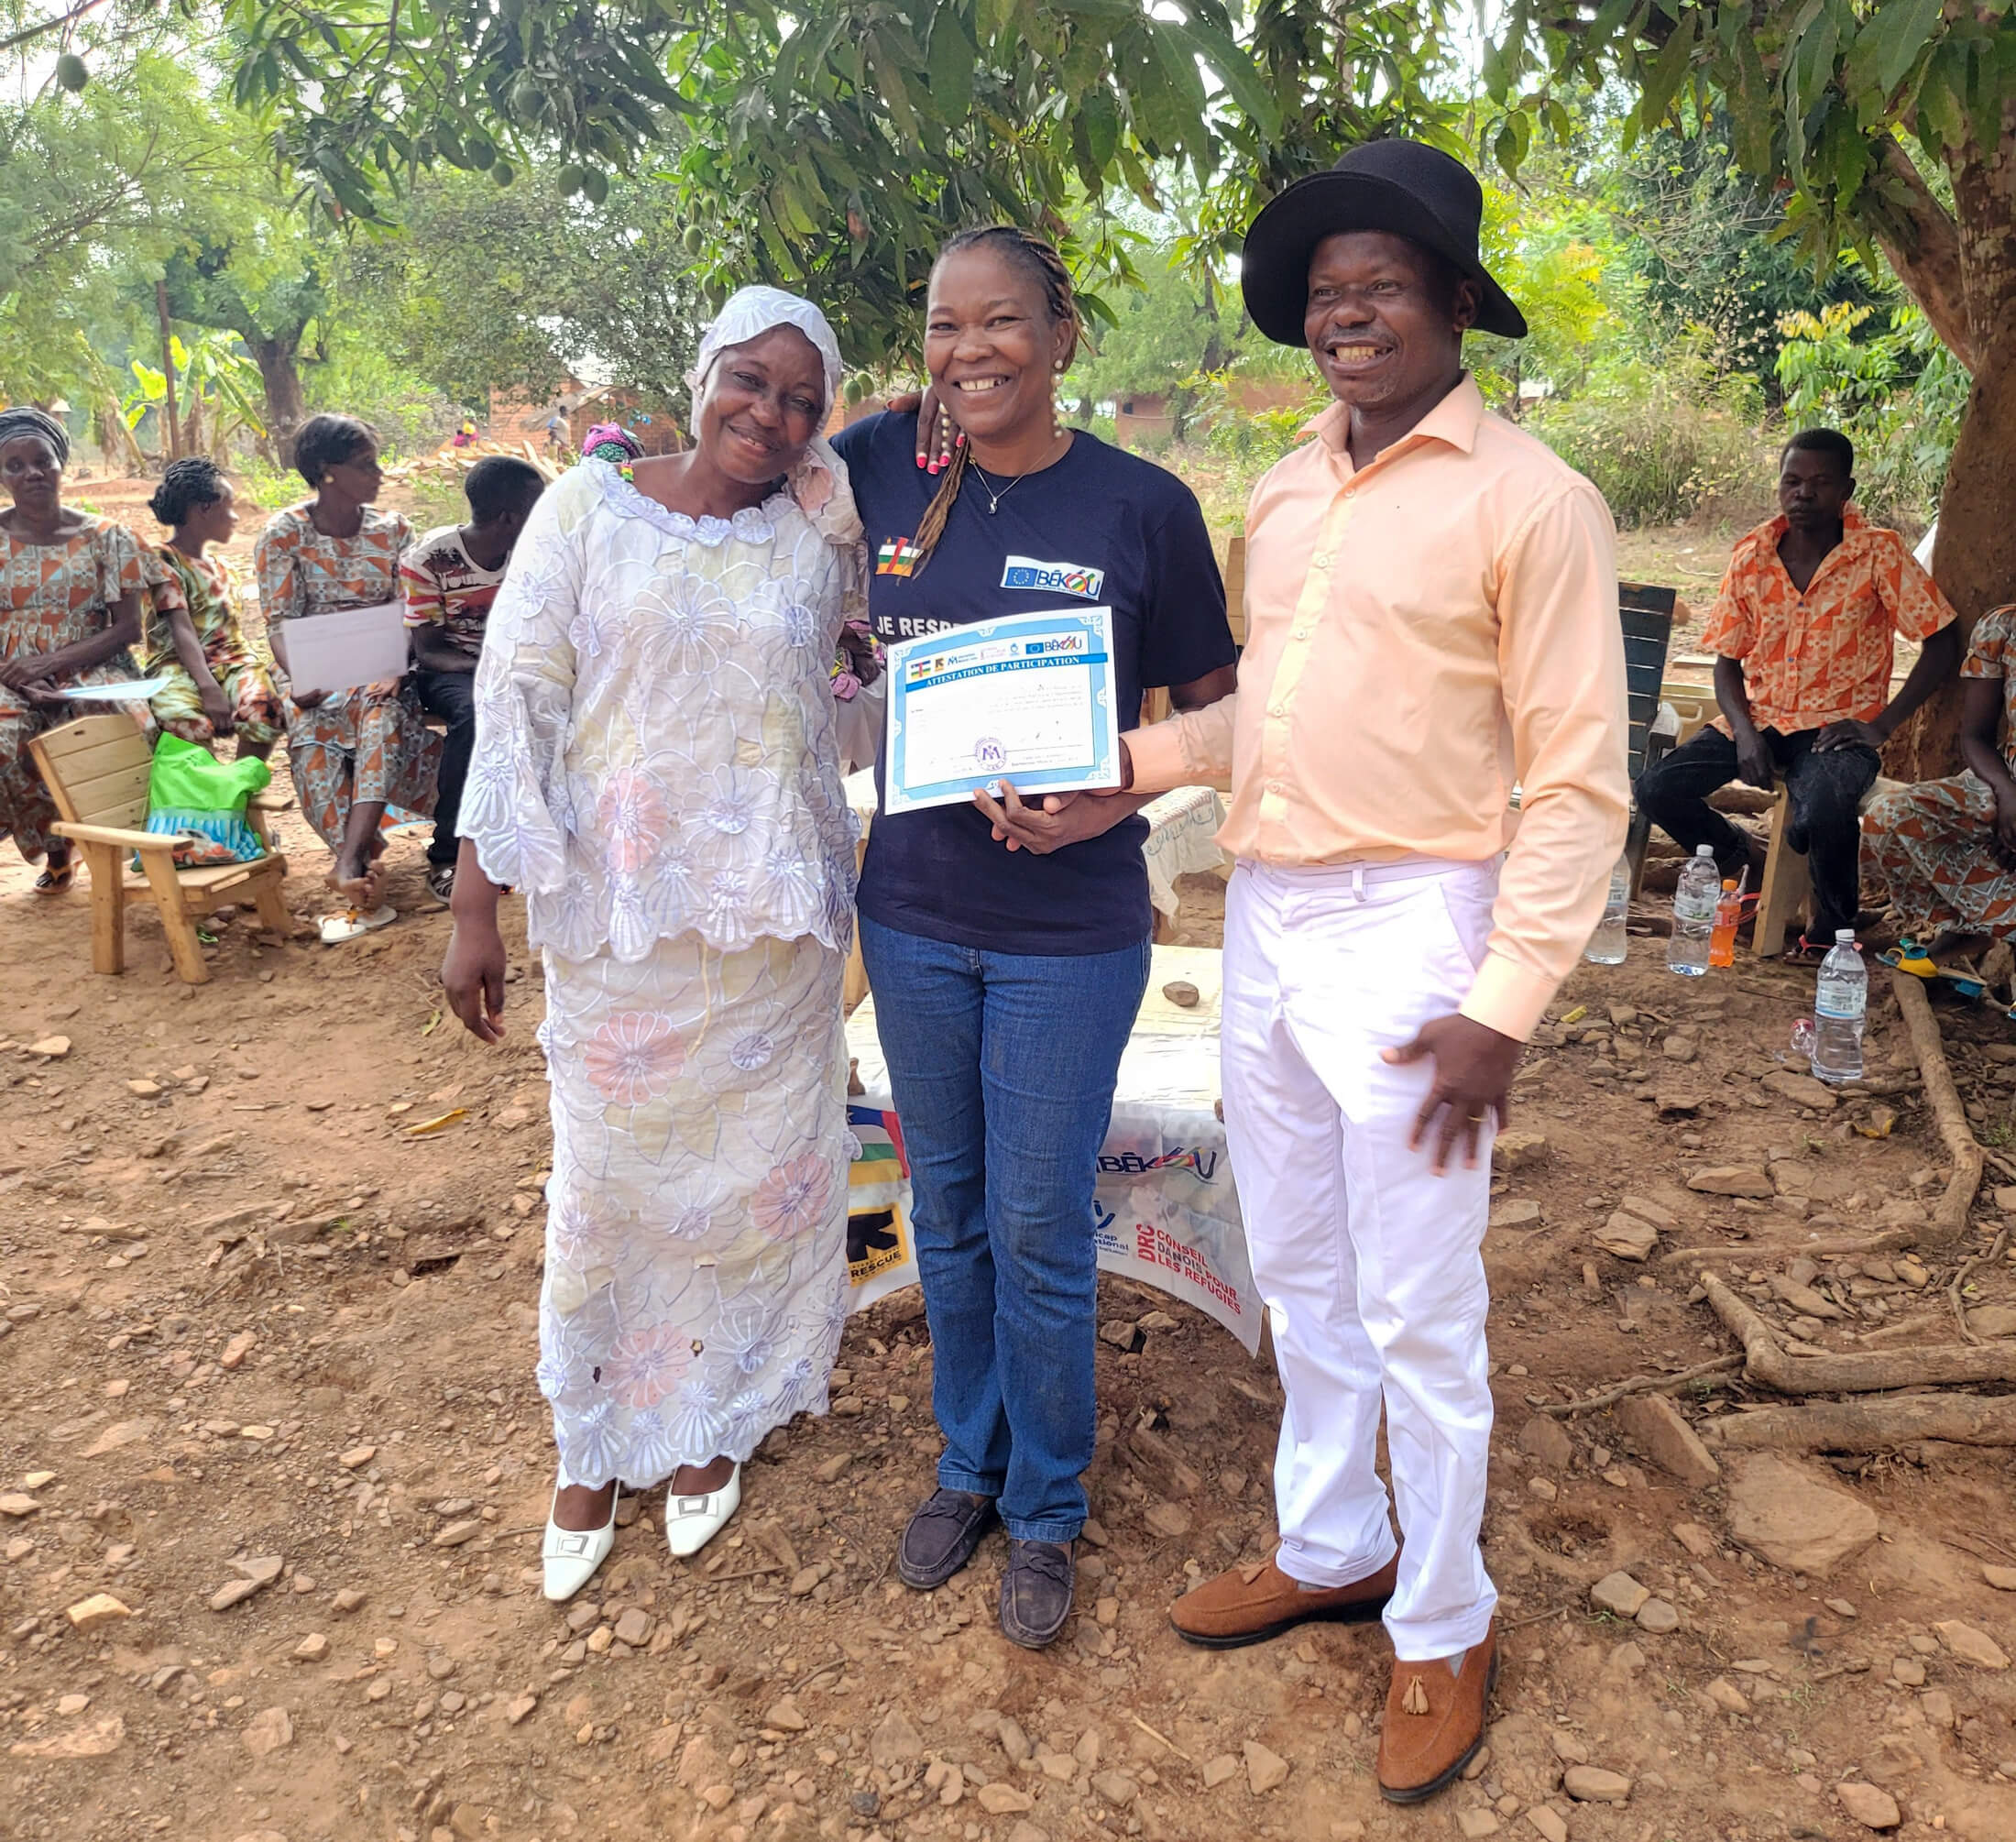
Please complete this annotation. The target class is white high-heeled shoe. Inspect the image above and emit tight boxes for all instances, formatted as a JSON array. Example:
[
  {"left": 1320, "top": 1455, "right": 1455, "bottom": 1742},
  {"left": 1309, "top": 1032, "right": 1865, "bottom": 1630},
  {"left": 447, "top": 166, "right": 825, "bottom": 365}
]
[
  {"left": 664, "top": 1463, "right": 740, "bottom": 1559},
  {"left": 542, "top": 1472, "right": 619, "bottom": 1603}
]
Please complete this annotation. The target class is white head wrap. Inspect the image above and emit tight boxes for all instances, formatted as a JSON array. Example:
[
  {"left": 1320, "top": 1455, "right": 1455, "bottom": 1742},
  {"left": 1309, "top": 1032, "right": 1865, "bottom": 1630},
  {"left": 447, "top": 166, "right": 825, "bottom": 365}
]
[{"left": 686, "top": 285, "right": 860, "bottom": 558}]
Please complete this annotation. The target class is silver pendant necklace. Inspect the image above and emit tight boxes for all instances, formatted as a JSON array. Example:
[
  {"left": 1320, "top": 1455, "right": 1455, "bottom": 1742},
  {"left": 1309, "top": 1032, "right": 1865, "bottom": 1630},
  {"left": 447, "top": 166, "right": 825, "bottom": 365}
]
[
  {"left": 963, "top": 430, "right": 1071, "bottom": 515},
  {"left": 966, "top": 462, "right": 1025, "bottom": 517}
]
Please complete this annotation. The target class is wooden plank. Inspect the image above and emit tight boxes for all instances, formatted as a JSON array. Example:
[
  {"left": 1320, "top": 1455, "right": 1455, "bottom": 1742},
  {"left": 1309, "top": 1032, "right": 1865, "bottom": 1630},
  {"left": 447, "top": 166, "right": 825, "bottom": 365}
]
[
  {"left": 32, "top": 713, "right": 139, "bottom": 762},
  {"left": 119, "top": 857, "right": 276, "bottom": 897},
  {"left": 248, "top": 859, "right": 291, "bottom": 930},
  {"left": 79, "top": 842, "right": 126, "bottom": 976},
  {"left": 134, "top": 847, "right": 211, "bottom": 984},
  {"left": 1223, "top": 534, "right": 1247, "bottom": 649},
  {"left": 1753, "top": 790, "right": 1809, "bottom": 959},
  {"left": 53, "top": 759, "right": 150, "bottom": 829}
]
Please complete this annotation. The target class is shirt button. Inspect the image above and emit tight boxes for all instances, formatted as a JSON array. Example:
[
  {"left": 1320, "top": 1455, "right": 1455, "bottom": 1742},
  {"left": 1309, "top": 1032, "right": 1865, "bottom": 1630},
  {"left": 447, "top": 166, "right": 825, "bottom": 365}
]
[{"left": 1314, "top": 554, "right": 1331, "bottom": 567}]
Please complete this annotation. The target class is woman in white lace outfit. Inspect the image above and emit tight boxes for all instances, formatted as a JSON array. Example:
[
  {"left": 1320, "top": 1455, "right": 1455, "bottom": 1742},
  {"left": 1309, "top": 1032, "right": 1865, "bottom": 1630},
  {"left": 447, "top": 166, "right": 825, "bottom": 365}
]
[{"left": 442, "top": 289, "right": 870, "bottom": 1601}]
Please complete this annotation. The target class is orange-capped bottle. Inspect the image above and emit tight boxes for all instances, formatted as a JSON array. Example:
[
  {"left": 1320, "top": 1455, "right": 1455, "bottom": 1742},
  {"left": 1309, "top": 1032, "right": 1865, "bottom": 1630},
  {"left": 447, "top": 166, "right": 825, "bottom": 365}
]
[{"left": 1708, "top": 878, "right": 1740, "bottom": 968}]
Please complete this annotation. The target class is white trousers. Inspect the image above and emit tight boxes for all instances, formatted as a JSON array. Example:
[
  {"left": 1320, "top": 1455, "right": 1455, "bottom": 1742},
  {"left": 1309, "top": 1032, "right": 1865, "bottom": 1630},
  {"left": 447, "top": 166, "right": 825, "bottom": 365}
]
[{"left": 1222, "top": 858, "right": 1500, "bottom": 1661}]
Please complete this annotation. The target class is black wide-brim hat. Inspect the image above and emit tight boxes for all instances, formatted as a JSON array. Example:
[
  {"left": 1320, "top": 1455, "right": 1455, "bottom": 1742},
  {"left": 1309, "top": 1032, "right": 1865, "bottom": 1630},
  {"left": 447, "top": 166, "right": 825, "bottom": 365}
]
[{"left": 1240, "top": 138, "right": 1528, "bottom": 344}]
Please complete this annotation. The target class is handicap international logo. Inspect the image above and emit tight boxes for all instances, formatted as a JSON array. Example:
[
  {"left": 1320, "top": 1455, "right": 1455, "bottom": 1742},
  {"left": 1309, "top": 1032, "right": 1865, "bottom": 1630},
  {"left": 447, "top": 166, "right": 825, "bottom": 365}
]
[
  {"left": 877, "top": 536, "right": 921, "bottom": 577},
  {"left": 1000, "top": 554, "right": 1104, "bottom": 599}
]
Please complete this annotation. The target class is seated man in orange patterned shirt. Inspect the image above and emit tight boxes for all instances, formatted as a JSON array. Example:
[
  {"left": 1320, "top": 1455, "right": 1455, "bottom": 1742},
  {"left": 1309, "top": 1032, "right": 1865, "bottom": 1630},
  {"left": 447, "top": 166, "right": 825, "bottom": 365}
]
[{"left": 1636, "top": 429, "right": 1958, "bottom": 957}]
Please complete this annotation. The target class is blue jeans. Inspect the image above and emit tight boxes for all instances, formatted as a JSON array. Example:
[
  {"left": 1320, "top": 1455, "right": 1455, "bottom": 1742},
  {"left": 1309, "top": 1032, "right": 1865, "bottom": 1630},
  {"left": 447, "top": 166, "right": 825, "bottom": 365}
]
[{"left": 859, "top": 916, "right": 1151, "bottom": 1542}]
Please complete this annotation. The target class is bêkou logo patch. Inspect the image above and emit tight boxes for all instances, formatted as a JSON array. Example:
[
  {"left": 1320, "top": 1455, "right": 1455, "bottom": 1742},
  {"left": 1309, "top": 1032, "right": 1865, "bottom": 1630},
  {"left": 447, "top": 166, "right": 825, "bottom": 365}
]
[{"left": 1000, "top": 554, "right": 1104, "bottom": 599}]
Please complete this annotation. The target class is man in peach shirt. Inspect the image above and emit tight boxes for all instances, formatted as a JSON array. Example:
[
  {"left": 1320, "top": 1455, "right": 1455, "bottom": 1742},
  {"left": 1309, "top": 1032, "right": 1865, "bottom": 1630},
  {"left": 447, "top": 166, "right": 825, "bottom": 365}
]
[{"left": 1116, "top": 141, "right": 1628, "bottom": 1802}]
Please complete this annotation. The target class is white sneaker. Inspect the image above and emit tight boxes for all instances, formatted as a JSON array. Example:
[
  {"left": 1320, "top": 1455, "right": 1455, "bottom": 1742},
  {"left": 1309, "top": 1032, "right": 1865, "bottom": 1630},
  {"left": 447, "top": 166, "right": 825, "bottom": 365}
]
[
  {"left": 664, "top": 1464, "right": 740, "bottom": 1559},
  {"left": 542, "top": 1473, "right": 618, "bottom": 1603}
]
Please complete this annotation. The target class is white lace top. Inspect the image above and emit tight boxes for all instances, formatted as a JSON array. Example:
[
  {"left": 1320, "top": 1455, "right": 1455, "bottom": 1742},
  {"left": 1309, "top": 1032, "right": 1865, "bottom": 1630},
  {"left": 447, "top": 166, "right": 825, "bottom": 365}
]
[{"left": 460, "top": 461, "right": 860, "bottom": 961}]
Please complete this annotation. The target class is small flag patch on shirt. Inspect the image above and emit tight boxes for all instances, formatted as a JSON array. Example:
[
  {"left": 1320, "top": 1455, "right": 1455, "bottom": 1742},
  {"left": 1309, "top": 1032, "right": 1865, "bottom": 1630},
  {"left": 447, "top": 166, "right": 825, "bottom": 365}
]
[{"left": 876, "top": 536, "right": 921, "bottom": 577}]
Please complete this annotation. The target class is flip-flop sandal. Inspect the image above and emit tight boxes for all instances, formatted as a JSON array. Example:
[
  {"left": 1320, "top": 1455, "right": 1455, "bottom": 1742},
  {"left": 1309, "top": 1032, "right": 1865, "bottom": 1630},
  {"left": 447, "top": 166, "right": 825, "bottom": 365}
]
[
  {"left": 1782, "top": 935, "right": 1831, "bottom": 965},
  {"left": 33, "top": 861, "right": 74, "bottom": 895},
  {"left": 1881, "top": 939, "right": 1988, "bottom": 997},
  {"left": 1881, "top": 939, "right": 1938, "bottom": 978},
  {"left": 319, "top": 905, "right": 398, "bottom": 945}
]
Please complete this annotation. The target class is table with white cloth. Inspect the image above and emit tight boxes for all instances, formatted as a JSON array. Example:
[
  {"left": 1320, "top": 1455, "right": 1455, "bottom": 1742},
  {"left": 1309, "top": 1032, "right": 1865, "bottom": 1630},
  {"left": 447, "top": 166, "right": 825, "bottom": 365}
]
[
  {"left": 842, "top": 943, "right": 1262, "bottom": 1350},
  {"left": 839, "top": 770, "right": 1230, "bottom": 1003}
]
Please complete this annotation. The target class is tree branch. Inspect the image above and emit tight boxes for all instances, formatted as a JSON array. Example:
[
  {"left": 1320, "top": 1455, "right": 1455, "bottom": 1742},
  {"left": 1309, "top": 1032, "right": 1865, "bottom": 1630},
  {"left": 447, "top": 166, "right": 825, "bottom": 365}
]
[
  {"left": 1867, "top": 135, "right": 1977, "bottom": 372},
  {"left": 0, "top": 0, "right": 106, "bottom": 56}
]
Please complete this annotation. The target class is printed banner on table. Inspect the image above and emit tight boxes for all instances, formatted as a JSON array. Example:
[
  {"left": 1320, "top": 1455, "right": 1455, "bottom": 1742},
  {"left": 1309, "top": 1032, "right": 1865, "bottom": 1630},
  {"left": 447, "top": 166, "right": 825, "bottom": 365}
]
[{"left": 844, "top": 1104, "right": 1260, "bottom": 1352}]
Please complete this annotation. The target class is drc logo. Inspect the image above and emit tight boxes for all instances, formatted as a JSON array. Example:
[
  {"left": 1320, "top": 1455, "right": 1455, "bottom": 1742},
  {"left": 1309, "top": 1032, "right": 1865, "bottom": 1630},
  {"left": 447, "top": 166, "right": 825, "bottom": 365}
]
[{"left": 1001, "top": 554, "right": 1104, "bottom": 599}]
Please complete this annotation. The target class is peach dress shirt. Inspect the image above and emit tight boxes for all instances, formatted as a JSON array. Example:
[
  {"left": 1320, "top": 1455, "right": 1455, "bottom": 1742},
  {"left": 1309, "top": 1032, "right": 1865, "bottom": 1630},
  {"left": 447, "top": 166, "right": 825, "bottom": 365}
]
[{"left": 1126, "top": 376, "right": 1629, "bottom": 1042}]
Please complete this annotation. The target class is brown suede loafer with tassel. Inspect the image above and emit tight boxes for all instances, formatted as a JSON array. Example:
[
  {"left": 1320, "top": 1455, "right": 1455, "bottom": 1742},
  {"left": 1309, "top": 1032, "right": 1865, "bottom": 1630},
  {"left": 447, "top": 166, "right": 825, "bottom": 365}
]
[
  {"left": 1169, "top": 1551, "right": 1397, "bottom": 1650},
  {"left": 1375, "top": 1620, "right": 1499, "bottom": 1804}
]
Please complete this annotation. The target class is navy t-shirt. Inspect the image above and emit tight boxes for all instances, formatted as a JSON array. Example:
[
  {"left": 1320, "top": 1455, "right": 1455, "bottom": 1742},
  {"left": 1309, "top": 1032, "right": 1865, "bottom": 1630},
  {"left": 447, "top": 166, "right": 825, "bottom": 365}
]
[{"left": 833, "top": 411, "right": 1235, "bottom": 954}]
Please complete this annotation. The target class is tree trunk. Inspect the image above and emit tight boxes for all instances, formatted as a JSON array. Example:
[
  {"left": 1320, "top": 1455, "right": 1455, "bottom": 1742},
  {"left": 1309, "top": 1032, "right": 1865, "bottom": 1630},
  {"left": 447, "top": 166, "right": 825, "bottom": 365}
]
[
  {"left": 249, "top": 335, "right": 308, "bottom": 449},
  {"left": 94, "top": 395, "right": 148, "bottom": 473},
  {"left": 1880, "top": 131, "right": 2016, "bottom": 782},
  {"left": 155, "top": 281, "right": 181, "bottom": 463}
]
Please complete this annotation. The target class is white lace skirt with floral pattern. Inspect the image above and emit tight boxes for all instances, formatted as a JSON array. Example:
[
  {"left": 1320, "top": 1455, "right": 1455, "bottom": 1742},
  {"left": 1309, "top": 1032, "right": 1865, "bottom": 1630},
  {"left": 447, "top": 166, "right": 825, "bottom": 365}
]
[{"left": 536, "top": 930, "right": 849, "bottom": 1487}]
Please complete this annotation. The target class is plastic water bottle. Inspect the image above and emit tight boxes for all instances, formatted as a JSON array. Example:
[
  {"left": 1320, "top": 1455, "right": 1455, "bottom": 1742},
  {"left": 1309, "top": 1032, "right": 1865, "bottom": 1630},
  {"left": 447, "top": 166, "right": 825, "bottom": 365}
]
[
  {"left": 1811, "top": 929, "right": 1867, "bottom": 1084},
  {"left": 1666, "top": 844, "right": 1718, "bottom": 976},
  {"left": 1583, "top": 853, "right": 1630, "bottom": 964},
  {"left": 1708, "top": 879, "right": 1741, "bottom": 968}
]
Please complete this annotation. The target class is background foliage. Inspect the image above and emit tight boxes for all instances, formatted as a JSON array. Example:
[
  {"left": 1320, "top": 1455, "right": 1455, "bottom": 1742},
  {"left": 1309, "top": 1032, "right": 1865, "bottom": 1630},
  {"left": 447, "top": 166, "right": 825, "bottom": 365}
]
[{"left": 1, "top": 0, "right": 1984, "bottom": 539}]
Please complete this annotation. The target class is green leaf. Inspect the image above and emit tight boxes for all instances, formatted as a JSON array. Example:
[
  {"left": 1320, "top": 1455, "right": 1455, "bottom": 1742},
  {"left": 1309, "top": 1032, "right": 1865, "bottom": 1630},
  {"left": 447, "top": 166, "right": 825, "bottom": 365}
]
[
  {"left": 926, "top": 13, "right": 975, "bottom": 124},
  {"left": 1870, "top": 0, "right": 1947, "bottom": 96},
  {"left": 1634, "top": 12, "right": 1700, "bottom": 136},
  {"left": 1158, "top": 12, "right": 1280, "bottom": 140}
]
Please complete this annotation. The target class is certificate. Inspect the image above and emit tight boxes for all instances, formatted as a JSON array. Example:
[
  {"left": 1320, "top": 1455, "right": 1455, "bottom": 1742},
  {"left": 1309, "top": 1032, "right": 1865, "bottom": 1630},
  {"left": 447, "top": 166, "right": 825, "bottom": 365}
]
[
  {"left": 278, "top": 601, "right": 409, "bottom": 695},
  {"left": 883, "top": 607, "right": 1122, "bottom": 816}
]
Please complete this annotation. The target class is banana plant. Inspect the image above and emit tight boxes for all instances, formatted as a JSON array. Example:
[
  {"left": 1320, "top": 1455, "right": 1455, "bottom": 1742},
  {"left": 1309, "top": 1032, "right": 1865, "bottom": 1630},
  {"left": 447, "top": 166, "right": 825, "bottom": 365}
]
[{"left": 124, "top": 330, "right": 269, "bottom": 461}]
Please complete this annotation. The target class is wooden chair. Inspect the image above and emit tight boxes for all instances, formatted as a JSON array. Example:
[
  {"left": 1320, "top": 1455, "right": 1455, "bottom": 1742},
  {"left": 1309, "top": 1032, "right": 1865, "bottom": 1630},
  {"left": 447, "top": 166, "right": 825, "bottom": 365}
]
[
  {"left": 27, "top": 714, "right": 291, "bottom": 985},
  {"left": 1752, "top": 776, "right": 1904, "bottom": 959},
  {"left": 1618, "top": 583, "right": 1678, "bottom": 898}
]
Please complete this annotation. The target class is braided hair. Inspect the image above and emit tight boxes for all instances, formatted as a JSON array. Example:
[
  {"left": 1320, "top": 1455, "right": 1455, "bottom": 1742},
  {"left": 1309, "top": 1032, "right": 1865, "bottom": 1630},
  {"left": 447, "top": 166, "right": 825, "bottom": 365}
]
[
  {"left": 908, "top": 226, "right": 1082, "bottom": 576},
  {"left": 148, "top": 455, "right": 229, "bottom": 526},
  {"left": 0, "top": 406, "right": 71, "bottom": 467}
]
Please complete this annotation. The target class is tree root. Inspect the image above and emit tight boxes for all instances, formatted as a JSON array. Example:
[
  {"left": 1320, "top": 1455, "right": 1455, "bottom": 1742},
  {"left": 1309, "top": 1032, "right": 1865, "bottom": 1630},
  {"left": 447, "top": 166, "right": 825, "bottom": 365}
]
[
  {"left": 1704, "top": 1393, "right": 2016, "bottom": 1453},
  {"left": 1890, "top": 969, "right": 1985, "bottom": 1248},
  {"left": 1699, "top": 1270, "right": 2016, "bottom": 1391},
  {"left": 1537, "top": 1354, "right": 1743, "bottom": 1417},
  {"left": 1949, "top": 1224, "right": 2013, "bottom": 1344},
  {"left": 1654, "top": 1229, "right": 1918, "bottom": 1272}
]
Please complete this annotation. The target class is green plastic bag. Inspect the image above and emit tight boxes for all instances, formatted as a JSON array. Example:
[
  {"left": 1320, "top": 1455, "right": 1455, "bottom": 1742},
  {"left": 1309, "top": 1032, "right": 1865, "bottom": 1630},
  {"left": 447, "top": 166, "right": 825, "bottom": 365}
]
[{"left": 144, "top": 734, "right": 272, "bottom": 867}]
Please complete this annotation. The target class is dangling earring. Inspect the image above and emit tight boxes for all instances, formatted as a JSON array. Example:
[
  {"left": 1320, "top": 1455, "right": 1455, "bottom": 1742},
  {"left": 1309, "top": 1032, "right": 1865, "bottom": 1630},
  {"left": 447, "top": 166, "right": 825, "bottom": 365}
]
[{"left": 1052, "top": 358, "right": 1068, "bottom": 440}]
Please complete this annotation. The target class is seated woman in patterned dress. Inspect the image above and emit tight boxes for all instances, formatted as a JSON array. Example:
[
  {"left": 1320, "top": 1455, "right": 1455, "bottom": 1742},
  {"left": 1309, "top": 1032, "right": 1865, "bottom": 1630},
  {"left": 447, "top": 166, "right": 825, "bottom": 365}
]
[
  {"left": 254, "top": 415, "right": 439, "bottom": 924},
  {"left": 1864, "top": 603, "right": 2016, "bottom": 964},
  {"left": 0, "top": 407, "right": 151, "bottom": 893},
  {"left": 143, "top": 458, "right": 285, "bottom": 762}
]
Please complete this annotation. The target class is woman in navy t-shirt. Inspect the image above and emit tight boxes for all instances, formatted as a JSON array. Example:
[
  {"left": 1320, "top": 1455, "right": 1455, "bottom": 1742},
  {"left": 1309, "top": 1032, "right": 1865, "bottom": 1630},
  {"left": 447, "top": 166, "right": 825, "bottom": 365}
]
[{"left": 832, "top": 225, "right": 1237, "bottom": 1650}]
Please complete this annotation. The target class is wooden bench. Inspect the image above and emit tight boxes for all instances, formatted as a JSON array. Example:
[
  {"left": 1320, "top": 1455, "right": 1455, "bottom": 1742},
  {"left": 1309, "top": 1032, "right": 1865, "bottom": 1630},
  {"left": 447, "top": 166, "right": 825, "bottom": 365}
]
[
  {"left": 27, "top": 715, "right": 291, "bottom": 985},
  {"left": 1752, "top": 776, "right": 1905, "bottom": 959}
]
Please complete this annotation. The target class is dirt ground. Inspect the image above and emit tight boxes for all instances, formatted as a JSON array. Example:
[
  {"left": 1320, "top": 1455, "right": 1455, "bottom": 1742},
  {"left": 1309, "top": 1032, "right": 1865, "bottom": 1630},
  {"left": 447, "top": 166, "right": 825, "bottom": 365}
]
[{"left": 5, "top": 487, "right": 2014, "bottom": 1842}]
